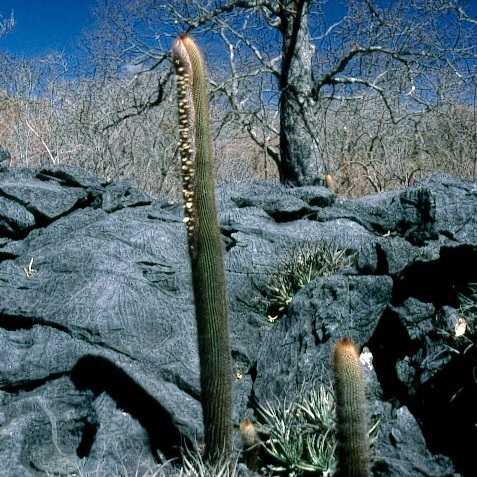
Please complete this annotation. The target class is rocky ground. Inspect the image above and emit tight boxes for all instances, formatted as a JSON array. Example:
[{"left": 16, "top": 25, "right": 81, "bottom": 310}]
[{"left": 0, "top": 165, "right": 475, "bottom": 476}]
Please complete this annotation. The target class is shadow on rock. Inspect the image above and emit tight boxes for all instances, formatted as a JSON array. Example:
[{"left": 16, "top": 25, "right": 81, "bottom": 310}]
[{"left": 71, "top": 355, "right": 193, "bottom": 461}]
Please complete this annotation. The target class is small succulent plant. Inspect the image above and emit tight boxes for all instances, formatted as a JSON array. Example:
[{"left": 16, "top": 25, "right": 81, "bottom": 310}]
[
  {"left": 256, "top": 384, "right": 337, "bottom": 476},
  {"left": 265, "top": 241, "right": 357, "bottom": 320}
]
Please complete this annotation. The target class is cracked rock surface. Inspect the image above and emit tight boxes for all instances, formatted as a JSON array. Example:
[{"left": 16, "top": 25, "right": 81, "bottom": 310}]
[{"left": 0, "top": 165, "right": 476, "bottom": 476}]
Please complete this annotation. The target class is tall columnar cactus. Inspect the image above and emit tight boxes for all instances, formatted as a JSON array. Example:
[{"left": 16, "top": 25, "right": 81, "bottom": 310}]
[
  {"left": 172, "top": 36, "right": 233, "bottom": 462},
  {"left": 332, "top": 338, "right": 370, "bottom": 477}
]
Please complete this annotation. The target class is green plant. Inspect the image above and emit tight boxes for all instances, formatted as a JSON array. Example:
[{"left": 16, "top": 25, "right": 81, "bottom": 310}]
[
  {"left": 53, "top": 445, "right": 172, "bottom": 477},
  {"left": 240, "top": 418, "right": 261, "bottom": 471},
  {"left": 256, "top": 385, "right": 337, "bottom": 476},
  {"left": 172, "top": 36, "right": 233, "bottom": 463},
  {"left": 332, "top": 339, "right": 369, "bottom": 477},
  {"left": 455, "top": 282, "right": 477, "bottom": 433},
  {"left": 265, "top": 242, "right": 356, "bottom": 320},
  {"left": 60, "top": 447, "right": 239, "bottom": 477},
  {"left": 434, "top": 283, "right": 477, "bottom": 357},
  {"left": 180, "top": 450, "right": 240, "bottom": 477},
  {"left": 457, "top": 283, "right": 477, "bottom": 329},
  {"left": 254, "top": 340, "right": 377, "bottom": 476}
]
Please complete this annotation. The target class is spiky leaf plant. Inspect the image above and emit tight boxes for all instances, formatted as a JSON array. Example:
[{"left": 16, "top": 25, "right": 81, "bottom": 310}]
[
  {"left": 265, "top": 241, "right": 356, "bottom": 320},
  {"left": 256, "top": 385, "right": 337, "bottom": 476}
]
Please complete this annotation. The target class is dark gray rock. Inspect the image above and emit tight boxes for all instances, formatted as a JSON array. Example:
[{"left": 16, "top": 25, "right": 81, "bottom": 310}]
[
  {"left": 0, "top": 168, "right": 87, "bottom": 222},
  {"left": 372, "top": 405, "right": 458, "bottom": 477},
  {"left": 0, "top": 166, "right": 475, "bottom": 476},
  {"left": 0, "top": 194, "right": 36, "bottom": 238},
  {"left": 254, "top": 274, "right": 393, "bottom": 404},
  {"left": 0, "top": 144, "right": 11, "bottom": 164}
]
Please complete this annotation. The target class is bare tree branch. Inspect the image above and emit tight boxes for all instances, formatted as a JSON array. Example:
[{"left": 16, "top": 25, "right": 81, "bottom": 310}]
[{"left": 0, "top": 11, "right": 14, "bottom": 38}]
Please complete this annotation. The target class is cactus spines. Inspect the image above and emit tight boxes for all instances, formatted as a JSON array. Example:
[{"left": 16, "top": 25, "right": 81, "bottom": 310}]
[
  {"left": 172, "top": 36, "right": 233, "bottom": 462},
  {"left": 332, "top": 338, "right": 370, "bottom": 477}
]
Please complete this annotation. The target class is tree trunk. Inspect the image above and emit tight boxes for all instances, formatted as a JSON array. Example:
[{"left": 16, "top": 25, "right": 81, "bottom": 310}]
[{"left": 279, "top": 0, "right": 323, "bottom": 186}]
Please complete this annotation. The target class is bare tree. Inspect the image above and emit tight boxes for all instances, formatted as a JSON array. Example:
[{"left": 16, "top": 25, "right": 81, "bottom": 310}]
[
  {"left": 1, "top": 1, "right": 475, "bottom": 197},
  {"left": 2, "top": 0, "right": 465, "bottom": 194},
  {"left": 0, "top": 52, "right": 68, "bottom": 167},
  {"left": 76, "top": 0, "right": 477, "bottom": 190}
]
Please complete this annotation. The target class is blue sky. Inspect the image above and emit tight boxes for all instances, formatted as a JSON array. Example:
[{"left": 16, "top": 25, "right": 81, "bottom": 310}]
[
  {"left": 0, "top": 0, "right": 97, "bottom": 57},
  {"left": 1, "top": 1, "right": 476, "bottom": 62}
]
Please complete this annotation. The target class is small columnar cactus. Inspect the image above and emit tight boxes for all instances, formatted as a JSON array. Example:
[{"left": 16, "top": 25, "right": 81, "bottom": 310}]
[
  {"left": 332, "top": 338, "right": 370, "bottom": 477},
  {"left": 240, "top": 419, "right": 260, "bottom": 470},
  {"left": 325, "top": 173, "right": 335, "bottom": 192},
  {"left": 172, "top": 35, "right": 233, "bottom": 463}
]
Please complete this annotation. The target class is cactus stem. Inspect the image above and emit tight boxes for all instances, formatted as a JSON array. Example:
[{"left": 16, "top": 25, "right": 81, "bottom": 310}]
[
  {"left": 173, "top": 35, "right": 233, "bottom": 463},
  {"left": 332, "top": 338, "right": 370, "bottom": 477}
]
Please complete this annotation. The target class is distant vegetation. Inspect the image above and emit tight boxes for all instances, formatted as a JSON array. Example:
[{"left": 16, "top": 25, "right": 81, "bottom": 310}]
[{"left": 0, "top": 0, "right": 477, "bottom": 199}]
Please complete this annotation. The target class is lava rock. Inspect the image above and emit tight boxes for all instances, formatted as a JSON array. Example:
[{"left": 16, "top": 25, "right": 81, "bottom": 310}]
[{"left": 0, "top": 166, "right": 475, "bottom": 476}]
